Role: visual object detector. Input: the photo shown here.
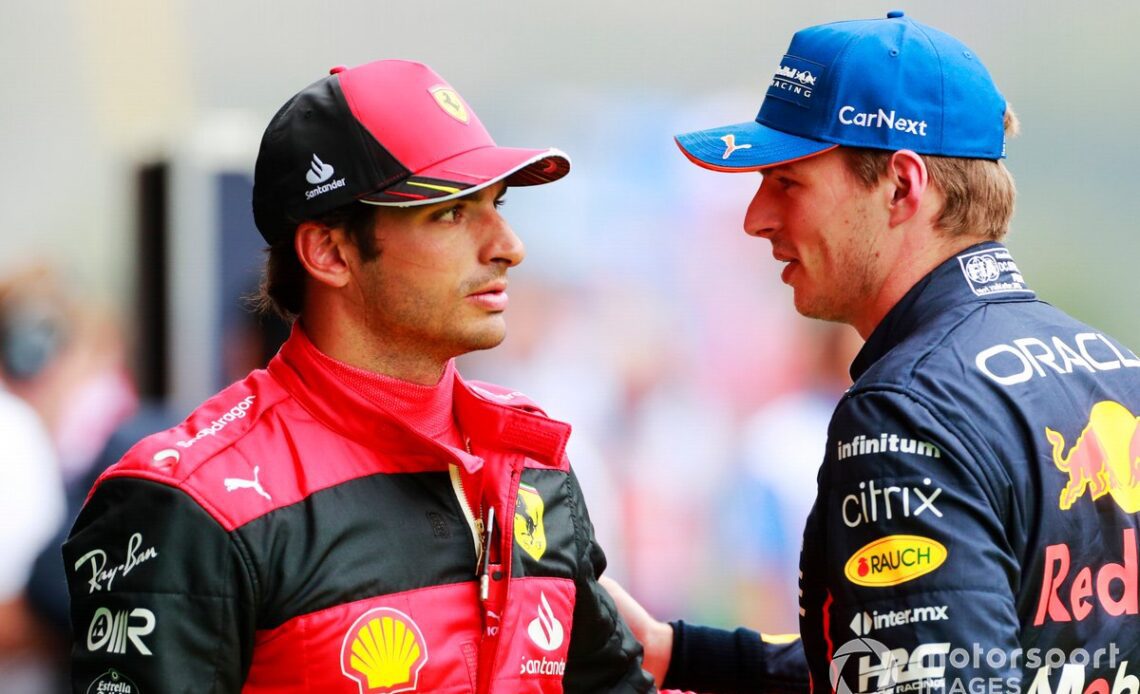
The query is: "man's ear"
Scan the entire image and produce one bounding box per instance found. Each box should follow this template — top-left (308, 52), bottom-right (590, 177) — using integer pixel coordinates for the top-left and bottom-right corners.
top-left (294, 221), bottom-right (352, 289)
top-left (886, 150), bottom-right (930, 228)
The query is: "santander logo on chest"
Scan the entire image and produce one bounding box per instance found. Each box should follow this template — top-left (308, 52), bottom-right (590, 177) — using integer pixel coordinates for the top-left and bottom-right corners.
top-left (519, 589), bottom-right (571, 679)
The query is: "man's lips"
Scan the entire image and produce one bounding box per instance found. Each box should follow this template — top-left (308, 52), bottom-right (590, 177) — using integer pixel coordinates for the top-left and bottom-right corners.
top-left (772, 250), bottom-right (799, 285)
top-left (467, 281), bottom-right (509, 311)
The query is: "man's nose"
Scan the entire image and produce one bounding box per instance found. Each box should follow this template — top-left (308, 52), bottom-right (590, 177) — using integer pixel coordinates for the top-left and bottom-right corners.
top-left (485, 212), bottom-right (526, 267)
top-left (743, 181), bottom-right (777, 238)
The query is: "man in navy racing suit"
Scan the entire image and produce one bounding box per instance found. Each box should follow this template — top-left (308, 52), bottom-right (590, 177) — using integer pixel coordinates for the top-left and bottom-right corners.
top-left (603, 11), bottom-right (1140, 694)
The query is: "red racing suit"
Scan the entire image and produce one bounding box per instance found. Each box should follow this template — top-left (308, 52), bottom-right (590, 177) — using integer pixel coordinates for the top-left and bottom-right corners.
top-left (64, 328), bottom-right (653, 693)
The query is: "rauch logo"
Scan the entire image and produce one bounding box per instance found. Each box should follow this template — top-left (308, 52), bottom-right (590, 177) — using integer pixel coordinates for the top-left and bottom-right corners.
top-left (844, 535), bottom-right (947, 588)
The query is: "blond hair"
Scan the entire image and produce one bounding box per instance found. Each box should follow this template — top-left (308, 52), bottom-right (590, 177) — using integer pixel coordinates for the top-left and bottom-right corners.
top-left (842, 107), bottom-right (1021, 240)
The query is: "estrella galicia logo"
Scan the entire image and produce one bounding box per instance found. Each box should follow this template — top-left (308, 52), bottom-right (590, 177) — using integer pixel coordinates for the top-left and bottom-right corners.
top-left (86, 668), bottom-right (140, 694)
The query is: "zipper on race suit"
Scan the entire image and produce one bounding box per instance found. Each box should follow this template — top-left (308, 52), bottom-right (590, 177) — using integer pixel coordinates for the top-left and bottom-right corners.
top-left (449, 437), bottom-right (491, 581)
top-left (449, 461), bottom-right (485, 569)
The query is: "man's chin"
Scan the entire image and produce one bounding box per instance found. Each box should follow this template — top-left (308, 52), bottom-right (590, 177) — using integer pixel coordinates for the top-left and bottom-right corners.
top-left (794, 294), bottom-right (845, 324)
top-left (458, 321), bottom-right (508, 354)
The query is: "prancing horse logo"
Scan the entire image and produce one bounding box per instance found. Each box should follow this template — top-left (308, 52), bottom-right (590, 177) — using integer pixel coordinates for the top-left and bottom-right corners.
top-left (514, 484), bottom-right (547, 561)
top-left (429, 86), bottom-right (469, 124)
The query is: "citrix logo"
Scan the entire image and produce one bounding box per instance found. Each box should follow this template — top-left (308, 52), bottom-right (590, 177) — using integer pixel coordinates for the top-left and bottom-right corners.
top-left (842, 478), bottom-right (943, 529)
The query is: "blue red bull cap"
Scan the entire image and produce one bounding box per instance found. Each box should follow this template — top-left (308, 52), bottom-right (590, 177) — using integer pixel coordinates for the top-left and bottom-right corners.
top-left (675, 11), bottom-right (1008, 172)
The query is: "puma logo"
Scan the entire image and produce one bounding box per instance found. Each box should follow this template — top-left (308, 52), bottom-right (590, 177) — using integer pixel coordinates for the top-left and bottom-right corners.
top-left (720, 134), bottom-right (753, 160)
top-left (223, 466), bottom-right (271, 501)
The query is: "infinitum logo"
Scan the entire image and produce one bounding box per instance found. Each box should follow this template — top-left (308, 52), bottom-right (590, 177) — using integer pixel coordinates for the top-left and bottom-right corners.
top-left (305, 154), bottom-right (334, 184)
top-left (835, 434), bottom-right (941, 462)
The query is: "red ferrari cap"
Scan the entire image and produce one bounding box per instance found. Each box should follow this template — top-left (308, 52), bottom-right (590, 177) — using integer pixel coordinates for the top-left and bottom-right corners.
top-left (252, 59), bottom-right (570, 244)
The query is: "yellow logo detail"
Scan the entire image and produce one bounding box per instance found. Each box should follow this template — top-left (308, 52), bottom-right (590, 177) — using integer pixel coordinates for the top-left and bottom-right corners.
top-left (1047, 400), bottom-right (1140, 513)
top-left (429, 86), bottom-right (468, 124)
top-left (844, 535), bottom-right (946, 587)
top-left (340, 607), bottom-right (427, 694)
top-left (514, 483), bottom-right (547, 561)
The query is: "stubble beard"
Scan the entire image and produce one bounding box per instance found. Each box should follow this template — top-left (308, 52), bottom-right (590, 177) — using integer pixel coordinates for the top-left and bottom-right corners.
top-left (793, 237), bottom-right (878, 327)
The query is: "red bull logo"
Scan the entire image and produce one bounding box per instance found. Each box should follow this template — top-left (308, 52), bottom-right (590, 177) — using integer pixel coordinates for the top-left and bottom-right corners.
top-left (1046, 401), bottom-right (1140, 513)
top-left (1034, 528), bottom-right (1137, 625)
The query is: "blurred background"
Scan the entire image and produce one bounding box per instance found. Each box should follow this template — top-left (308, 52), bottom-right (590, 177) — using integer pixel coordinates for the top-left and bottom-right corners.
top-left (2, 0), bottom-right (1139, 688)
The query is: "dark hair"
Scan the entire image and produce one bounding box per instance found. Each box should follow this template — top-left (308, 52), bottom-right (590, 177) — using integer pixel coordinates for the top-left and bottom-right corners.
top-left (253, 202), bottom-right (380, 321)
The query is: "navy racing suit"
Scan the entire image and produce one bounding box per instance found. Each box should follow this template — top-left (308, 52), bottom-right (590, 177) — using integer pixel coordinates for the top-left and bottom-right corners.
top-left (664, 242), bottom-right (1140, 694)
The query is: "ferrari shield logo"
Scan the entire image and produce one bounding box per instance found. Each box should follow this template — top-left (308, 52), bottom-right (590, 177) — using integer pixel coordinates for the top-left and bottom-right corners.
top-left (514, 483), bottom-right (547, 561)
top-left (429, 86), bottom-right (469, 124)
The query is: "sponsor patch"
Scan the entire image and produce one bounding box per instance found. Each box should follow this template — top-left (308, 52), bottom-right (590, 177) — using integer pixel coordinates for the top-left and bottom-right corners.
top-left (1027, 661), bottom-right (1139, 694)
top-left (87, 607), bottom-right (155, 656)
top-left (340, 607), bottom-right (428, 694)
top-left (223, 465), bottom-right (272, 501)
top-left (842, 478), bottom-right (943, 529)
top-left (1034, 527), bottom-right (1137, 626)
top-left (849, 605), bottom-right (949, 636)
top-left (976, 332), bottom-right (1140, 387)
top-left (526, 592), bottom-right (565, 652)
top-left (521, 592), bottom-right (568, 678)
top-left (74, 532), bottom-right (159, 594)
top-left (766, 54), bottom-right (824, 109)
top-left (829, 636), bottom-right (949, 694)
top-left (514, 484), bottom-right (547, 561)
top-left (87, 669), bottom-right (141, 694)
top-left (835, 434), bottom-right (941, 462)
top-left (176, 395), bottom-right (256, 449)
top-left (1046, 401), bottom-right (1140, 513)
top-left (844, 535), bottom-right (946, 587)
top-left (429, 86), bottom-right (469, 124)
top-left (837, 106), bottom-right (928, 137)
top-left (956, 247), bottom-right (1033, 297)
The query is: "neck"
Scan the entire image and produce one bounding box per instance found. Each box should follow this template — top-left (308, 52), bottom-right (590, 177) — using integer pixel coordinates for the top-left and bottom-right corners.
top-left (853, 230), bottom-right (991, 339)
top-left (298, 306), bottom-right (453, 386)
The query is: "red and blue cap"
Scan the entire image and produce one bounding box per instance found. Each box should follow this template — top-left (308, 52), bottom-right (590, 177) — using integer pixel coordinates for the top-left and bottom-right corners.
top-left (675, 11), bottom-right (1008, 172)
top-left (253, 59), bottom-right (570, 244)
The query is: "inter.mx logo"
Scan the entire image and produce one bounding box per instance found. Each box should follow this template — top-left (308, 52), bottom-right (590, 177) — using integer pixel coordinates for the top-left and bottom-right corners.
top-left (850, 605), bottom-right (949, 636)
top-left (830, 637), bottom-right (949, 694)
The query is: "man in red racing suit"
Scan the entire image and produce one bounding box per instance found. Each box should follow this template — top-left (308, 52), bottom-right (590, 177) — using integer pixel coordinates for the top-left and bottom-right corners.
top-left (63, 59), bottom-right (653, 693)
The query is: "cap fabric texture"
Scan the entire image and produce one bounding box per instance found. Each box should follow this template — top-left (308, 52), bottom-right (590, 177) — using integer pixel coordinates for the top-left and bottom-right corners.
top-left (675, 11), bottom-right (1007, 172)
top-left (252, 59), bottom-right (570, 243)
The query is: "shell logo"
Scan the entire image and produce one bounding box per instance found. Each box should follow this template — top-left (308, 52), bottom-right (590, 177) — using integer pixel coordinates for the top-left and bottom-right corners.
top-left (843, 535), bottom-right (947, 587)
top-left (340, 607), bottom-right (428, 694)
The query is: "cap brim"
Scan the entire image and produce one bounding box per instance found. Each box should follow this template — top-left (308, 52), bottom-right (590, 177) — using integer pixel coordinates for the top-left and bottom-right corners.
top-left (361, 146), bottom-right (570, 207)
top-left (675, 120), bottom-right (837, 172)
